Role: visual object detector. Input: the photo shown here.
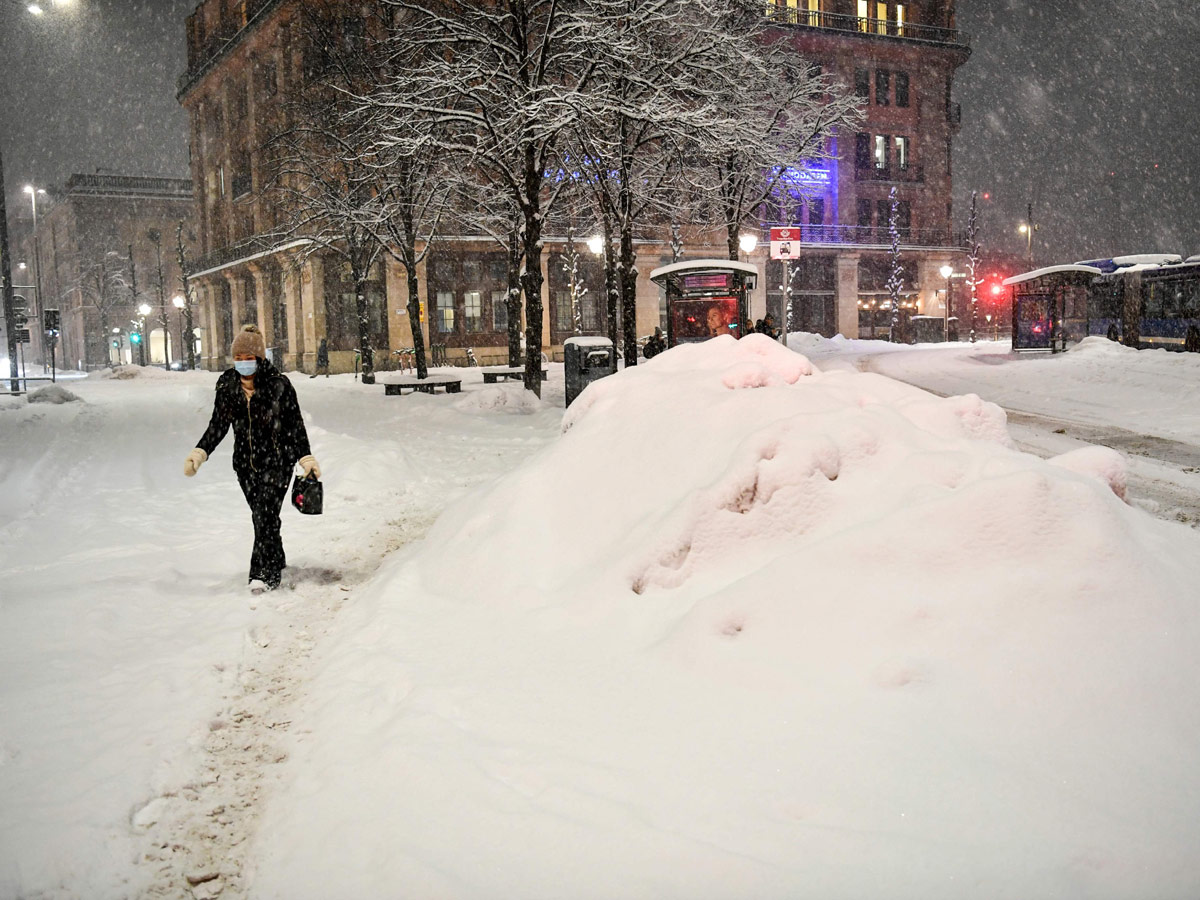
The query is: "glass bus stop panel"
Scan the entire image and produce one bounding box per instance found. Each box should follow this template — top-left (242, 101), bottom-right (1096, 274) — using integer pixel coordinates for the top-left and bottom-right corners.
top-left (671, 297), bottom-right (741, 344)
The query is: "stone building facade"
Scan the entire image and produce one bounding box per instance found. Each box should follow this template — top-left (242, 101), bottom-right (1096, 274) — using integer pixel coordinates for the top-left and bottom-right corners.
top-left (16, 174), bottom-right (198, 370)
top-left (178, 0), bottom-right (969, 373)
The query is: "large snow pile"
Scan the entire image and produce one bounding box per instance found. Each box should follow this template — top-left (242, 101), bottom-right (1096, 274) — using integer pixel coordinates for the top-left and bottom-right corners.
top-left (97, 364), bottom-right (179, 381)
top-left (27, 384), bottom-right (82, 404)
top-left (252, 335), bottom-right (1200, 898)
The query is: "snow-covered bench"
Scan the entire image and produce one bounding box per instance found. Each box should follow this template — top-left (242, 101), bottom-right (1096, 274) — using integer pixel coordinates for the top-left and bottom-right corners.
top-left (481, 366), bottom-right (548, 384)
top-left (382, 377), bottom-right (462, 396)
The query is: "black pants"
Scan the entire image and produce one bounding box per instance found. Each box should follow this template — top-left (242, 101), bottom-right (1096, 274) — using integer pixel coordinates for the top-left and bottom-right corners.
top-left (236, 468), bottom-right (290, 586)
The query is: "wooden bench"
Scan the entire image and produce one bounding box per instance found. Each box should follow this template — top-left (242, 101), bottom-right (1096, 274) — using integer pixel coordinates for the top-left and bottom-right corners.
top-left (481, 366), bottom-right (549, 384)
top-left (382, 377), bottom-right (462, 396)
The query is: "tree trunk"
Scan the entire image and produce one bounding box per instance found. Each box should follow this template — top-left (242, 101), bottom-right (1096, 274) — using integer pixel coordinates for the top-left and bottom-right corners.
top-left (354, 273), bottom-right (375, 385)
top-left (507, 226), bottom-right (523, 368)
top-left (404, 262), bottom-right (428, 379)
top-left (619, 224), bottom-right (638, 365)
top-left (602, 212), bottom-right (618, 350)
top-left (521, 202), bottom-right (544, 397)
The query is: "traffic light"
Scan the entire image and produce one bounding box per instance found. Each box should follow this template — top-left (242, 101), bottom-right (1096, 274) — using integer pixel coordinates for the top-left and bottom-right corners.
top-left (112, 339), bottom-right (120, 349)
top-left (130, 332), bottom-right (142, 345)
top-left (43, 309), bottom-right (60, 332)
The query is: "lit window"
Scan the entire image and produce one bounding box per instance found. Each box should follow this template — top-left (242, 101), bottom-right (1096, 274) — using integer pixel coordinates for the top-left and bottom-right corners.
top-left (874, 135), bottom-right (888, 169)
top-left (554, 291), bottom-right (573, 331)
top-left (894, 136), bottom-right (909, 171)
top-left (896, 3), bottom-right (906, 34)
top-left (491, 290), bottom-right (508, 331)
top-left (464, 291), bottom-right (482, 332)
top-left (806, 0), bottom-right (820, 26)
top-left (875, 2), bottom-right (887, 33)
top-left (857, 0), bottom-right (868, 30)
top-left (436, 291), bottom-right (455, 333)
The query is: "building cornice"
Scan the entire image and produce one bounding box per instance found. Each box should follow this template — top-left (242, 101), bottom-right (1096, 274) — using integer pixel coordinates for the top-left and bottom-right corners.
top-left (177, 0), bottom-right (289, 103)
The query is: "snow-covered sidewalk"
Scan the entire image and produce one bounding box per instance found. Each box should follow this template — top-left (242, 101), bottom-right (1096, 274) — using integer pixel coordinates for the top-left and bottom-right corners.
top-left (3, 341), bottom-right (1200, 899)
top-left (0, 366), bottom-right (562, 898)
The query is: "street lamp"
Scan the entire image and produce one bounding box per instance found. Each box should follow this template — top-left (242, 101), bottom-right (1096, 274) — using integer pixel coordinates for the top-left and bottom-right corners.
top-left (172, 295), bottom-right (187, 368)
top-left (738, 233), bottom-right (759, 257)
top-left (1018, 203), bottom-right (1040, 267)
top-left (24, 185), bottom-right (48, 371)
top-left (586, 235), bottom-right (604, 256)
top-left (939, 264), bottom-right (954, 343)
top-left (137, 302), bottom-right (151, 366)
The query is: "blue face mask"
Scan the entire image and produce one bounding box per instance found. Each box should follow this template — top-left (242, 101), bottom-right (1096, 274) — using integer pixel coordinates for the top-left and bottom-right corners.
top-left (234, 359), bottom-right (258, 377)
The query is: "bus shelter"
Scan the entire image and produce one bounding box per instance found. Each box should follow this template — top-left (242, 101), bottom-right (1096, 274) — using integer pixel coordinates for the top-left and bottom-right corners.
top-left (1004, 265), bottom-right (1102, 352)
top-left (649, 259), bottom-right (759, 348)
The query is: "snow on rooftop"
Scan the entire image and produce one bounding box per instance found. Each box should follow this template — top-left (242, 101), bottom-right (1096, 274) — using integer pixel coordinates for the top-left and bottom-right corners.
top-left (649, 258), bottom-right (760, 281)
top-left (1003, 264), bottom-right (1103, 286)
top-left (1112, 253), bottom-right (1182, 267)
top-left (563, 335), bottom-right (615, 348)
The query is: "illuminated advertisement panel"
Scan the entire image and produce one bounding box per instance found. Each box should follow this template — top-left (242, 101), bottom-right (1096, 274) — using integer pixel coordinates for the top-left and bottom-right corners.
top-left (671, 296), bottom-right (741, 343)
top-left (681, 273), bottom-right (731, 291)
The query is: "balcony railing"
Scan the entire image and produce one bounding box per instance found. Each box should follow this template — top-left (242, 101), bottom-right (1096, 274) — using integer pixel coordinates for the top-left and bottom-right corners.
top-left (764, 5), bottom-right (970, 49)
top-left (761, 224), bottom-right (964, 250)
top-left (179, 0), bottom-right (285, 98)
top-left (854, 164), bottom-right (925, 185)
top-left (66, 174), bottom-right (194, 200)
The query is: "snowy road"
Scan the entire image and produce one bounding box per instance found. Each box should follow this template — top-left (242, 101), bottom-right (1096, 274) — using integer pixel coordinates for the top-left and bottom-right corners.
top-left (815, 337), bottom-right (1200, 529)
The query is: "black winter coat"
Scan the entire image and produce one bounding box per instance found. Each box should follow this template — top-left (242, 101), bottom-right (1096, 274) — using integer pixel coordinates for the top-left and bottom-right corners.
top-left (197, 358), bottom-right (311, 478)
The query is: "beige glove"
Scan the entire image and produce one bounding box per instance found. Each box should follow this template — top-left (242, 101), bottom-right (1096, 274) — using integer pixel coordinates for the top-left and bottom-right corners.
top-left (298, 455), bottom-right (321, 479)
top-left (183, 448), bottom-right (207, 477)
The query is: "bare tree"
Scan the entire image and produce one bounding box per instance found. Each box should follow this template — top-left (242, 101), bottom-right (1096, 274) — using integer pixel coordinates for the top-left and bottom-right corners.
top-left (377, 0), bottom-right (594, 396)
top-left (684, 2), bottom-right (862, 261)
top-left (887, 187), bottom-right (904, 343)
top-left (965, 191), bottom-right (981, 344)
top-left (266, 7), bottom-right (390, 384)
top-left (77, 249), bottom-right (129, 367)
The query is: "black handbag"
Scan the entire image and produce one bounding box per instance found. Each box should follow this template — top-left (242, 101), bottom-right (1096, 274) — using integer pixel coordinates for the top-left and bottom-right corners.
top-left (291, 472), bottom-right (323, 515)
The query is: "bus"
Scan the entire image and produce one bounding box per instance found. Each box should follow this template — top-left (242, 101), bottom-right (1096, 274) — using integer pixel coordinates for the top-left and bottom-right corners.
top-left (1088, 260), bottom-right (1200, 352)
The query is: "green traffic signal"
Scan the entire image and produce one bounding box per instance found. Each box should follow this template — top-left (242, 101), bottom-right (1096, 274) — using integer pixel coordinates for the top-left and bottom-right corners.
top-left (130, 333), bottom-right (142, 344)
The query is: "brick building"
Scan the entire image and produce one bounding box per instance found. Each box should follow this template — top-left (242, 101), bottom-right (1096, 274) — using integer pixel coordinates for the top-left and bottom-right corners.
top-left (761, 1), bottom-right (971, 339)
top-left (178, 0), bottom-right (969, 373)
top-left (16, 174), bottom-right (198, 370)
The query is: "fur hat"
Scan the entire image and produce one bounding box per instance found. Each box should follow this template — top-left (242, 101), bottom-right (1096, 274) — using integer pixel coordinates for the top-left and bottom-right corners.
top-left (231, 324), bottom-right (266, 359)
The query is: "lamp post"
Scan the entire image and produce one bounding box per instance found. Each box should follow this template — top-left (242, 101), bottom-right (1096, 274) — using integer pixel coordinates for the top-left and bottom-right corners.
top-left (1018, 204), bottom-right (1040, 267)
top-left (137, 302), bottom-right (151, 366)
top-left (172, 295), bottom-right (187, 369)
top-left (23, 185), bottom-right (48, 371)
top-left (939, 264), bottom-right (953, 342)
top-left (738, 232), bottom-right (759, 260)
top-left (0, 149), bottom-right (20, 394)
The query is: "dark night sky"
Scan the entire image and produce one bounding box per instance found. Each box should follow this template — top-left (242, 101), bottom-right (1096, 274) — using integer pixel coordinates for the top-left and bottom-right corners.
top-left (1, 0), bottom-right (1198, 263)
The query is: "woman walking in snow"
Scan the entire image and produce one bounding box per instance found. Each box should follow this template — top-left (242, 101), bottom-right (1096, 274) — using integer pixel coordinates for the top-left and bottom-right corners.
top-left (183, 324), bottom-right (321, 592)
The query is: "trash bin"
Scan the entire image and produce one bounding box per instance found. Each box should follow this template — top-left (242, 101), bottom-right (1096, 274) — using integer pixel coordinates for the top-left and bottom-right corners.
top-left (564, 336), bottom-right (616, 407)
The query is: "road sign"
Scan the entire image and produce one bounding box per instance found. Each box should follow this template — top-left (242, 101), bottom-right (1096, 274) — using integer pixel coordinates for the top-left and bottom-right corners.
top-left (15, 328), bottom-right (30, 344)
top-left (770, 227), bottom-right (799, 260)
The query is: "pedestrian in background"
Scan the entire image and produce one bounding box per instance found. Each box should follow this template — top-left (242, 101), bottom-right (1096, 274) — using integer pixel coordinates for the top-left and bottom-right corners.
top-left (643, 327), bottom-right (666, 359)
top-left (183, 324), bottom-right (321, 592)
top-left (311, 338), bottom-right (330, 378)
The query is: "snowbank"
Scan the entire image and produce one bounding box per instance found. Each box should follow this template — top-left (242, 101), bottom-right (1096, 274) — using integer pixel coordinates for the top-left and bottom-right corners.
top-left (95, 364), bottom-right (180, 380)
top-left (253, 335), bottom-right (1200, 898)
top-left (27, 384), bottom-right (82, 404)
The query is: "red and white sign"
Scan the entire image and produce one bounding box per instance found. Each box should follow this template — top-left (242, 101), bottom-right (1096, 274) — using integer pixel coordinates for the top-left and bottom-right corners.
top-left (770, 227), bottom-right (799, 260)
